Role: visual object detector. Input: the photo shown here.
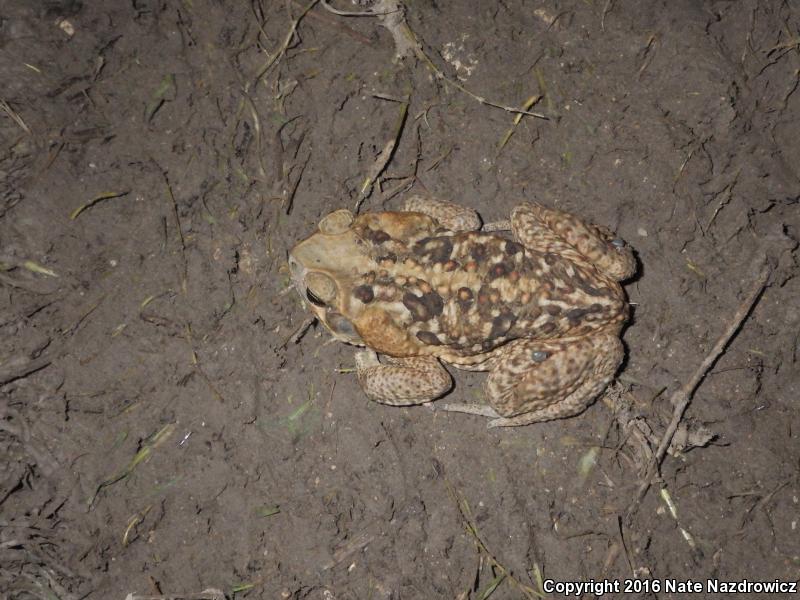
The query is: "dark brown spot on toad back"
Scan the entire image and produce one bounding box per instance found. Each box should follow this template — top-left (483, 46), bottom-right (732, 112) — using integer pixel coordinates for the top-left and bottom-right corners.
top-left (402, 290), bottom-right (444, 321)
top-left (540, 321), bottom-right (557, 334)
top-left (576, 280), bottom-right (604, 297)
top-left (559, 283), bottom-right (576, 295)
top-left (545, 305), bottom-right (561, 316)
top-left (476, 284), bottom-right (494, 306)
top-left (444, 259), bottom-right (459, 271)
top-left (488, 309), bottom-right (517, 340)
top-left (456, 287), bottom-right (474, 310)
top-left (353, 285), bottom-right (374, 303)
top-left (544, 253), bottom-right (558, 266)
top-left (489, 262), bottom-right (509, 279)
top-left (416, 330), bottom-right (442, 345)
top-left (377, 253), bottom-right (397, 264)
top-left (566, 308), bottom-right (586, 323)
top-left (364, 228), bottom-right (391, 244)
top-left (469, 243), bottom-right (488, 262)
top-left (505, 240), bottom-right (524, 255)
top-left (566, 306), bottom-right (603, 324)
top-left (414, 236), bottom-right (453, 263)
top-left (457, 287), bottom-right (473, 301)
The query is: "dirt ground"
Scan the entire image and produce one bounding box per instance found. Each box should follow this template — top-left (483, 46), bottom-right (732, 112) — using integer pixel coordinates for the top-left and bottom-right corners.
top-left (1, 0), bottom-right (799, 598)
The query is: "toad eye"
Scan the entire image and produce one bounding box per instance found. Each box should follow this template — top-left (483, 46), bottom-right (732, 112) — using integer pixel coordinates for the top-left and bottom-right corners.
top-left (306, 288), bottom-right (327, 307)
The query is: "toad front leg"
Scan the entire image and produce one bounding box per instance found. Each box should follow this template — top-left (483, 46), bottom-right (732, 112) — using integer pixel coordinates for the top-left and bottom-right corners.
top-left (402, 195), bottom-right (482, 232)
top-left (355, 350), bottom-right (453, 406)
top-left (442, 333), bottom-right (624, 427)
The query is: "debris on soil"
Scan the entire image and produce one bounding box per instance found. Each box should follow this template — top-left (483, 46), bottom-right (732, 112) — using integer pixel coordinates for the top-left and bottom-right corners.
top-left (1, 0), bottom-right (798, 598)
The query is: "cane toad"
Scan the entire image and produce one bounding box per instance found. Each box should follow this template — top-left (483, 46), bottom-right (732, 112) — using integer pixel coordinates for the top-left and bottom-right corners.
top-left (288, 195), bottom-right (636, 427)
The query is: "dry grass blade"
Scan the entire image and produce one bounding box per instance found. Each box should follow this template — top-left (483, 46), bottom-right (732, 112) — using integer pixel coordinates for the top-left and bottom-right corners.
top-left (477, 573), bottom-right (506, 599)
top-left (444, 479), bottom-right (545, 599)
top-left (69, 190), bottom-right (130, 220)
top-left (124, 589), bottom-right (226, 600)
top-left (144, 74), bottom-right (177, 122)
top-left (88, 423), bottom-right (176, 508)
top-left (122, 505), bottom-right (153, 546)
top-left (0, 254), bottom-right (59, 277)
top-left (0, 99), bottom-right (31, 133)
top-left (498, 94), bottom-right (542, 151)
top-left (320, 0), bottom-right (396, 16)
top-left (160, 169), bottom-right (188, 294)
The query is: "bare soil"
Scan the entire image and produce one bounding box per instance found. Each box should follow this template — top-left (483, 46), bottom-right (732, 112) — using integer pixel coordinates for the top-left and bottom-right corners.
top-left (1, 1), bottom-right (798, 599)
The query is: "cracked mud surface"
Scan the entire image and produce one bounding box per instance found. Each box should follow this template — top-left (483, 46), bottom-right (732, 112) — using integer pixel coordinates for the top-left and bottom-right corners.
top-left (1, 1), bottom-right (798, 598)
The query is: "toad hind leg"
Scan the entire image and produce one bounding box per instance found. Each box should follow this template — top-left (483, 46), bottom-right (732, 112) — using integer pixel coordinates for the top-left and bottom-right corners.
top-left (443, 334), bottom-right (624, 427)
top-left (355, 350), bottom-right (453, 406)
top-left (511, 203), bottom-right (636, 281)
top-left (488, 334), bottom-right (623, 427)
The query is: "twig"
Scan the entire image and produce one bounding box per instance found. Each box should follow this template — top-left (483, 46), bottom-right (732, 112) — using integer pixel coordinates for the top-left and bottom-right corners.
top-left (354, 97), bottom-right (409, 213)
top-left (292, 0), bottom-right (374, 45)
top-left (498, 94), bottom-right (543, 152)
top-left (327, 0), bottom-right (548, 119)
top-left (417, 45), bottom-right (548, 119)
top-left (625, 256), bottom-right (771, 521)
top-left (253, 0), bottom-right (320, 84)
top-left (282, 316), bottom-right (316, 347)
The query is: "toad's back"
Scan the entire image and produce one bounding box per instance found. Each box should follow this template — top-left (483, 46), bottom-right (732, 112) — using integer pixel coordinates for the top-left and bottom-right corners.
top-left (348, 213), bottom-right (628, 358)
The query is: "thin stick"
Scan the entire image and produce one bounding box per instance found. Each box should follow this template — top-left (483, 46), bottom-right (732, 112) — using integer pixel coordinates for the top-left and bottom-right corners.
top-left (328, 0), bottom-right (548, 119)
top-left (354, 97), bottom-right (409, 213)
top-left (282, 316), bottom-right (316, 347)
top-left (625, 256), bottom-right (771, 521)
top-left (293, 0), bottom-right (374, 45)
top-left (253, 0), bottom-right (320, 84)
